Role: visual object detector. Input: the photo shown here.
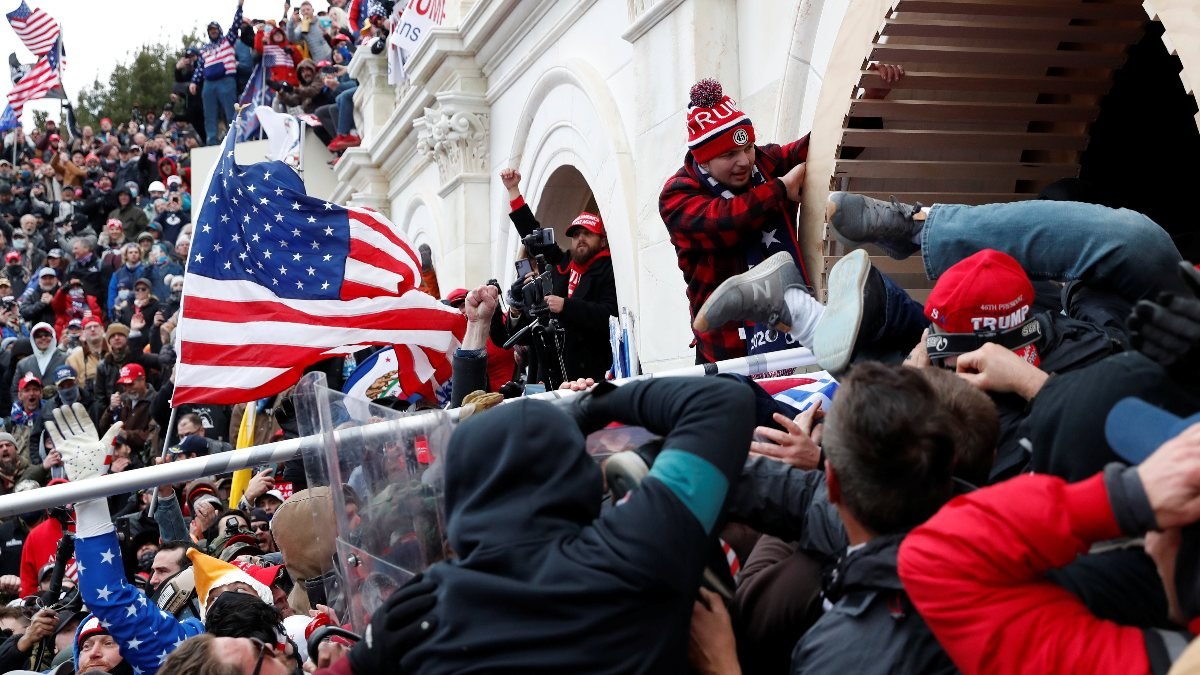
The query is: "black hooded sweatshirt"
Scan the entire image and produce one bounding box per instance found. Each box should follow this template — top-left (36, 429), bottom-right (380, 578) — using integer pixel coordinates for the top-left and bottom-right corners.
top-left (404, 377), bottom-right (755, 674)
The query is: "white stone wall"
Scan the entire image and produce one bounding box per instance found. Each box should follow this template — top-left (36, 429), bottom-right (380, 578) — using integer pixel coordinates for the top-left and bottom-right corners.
top-left (333, 0), bottom-right (849, 371)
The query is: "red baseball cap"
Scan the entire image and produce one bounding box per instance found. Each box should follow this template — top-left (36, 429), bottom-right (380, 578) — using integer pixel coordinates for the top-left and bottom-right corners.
top-left (565, 212), bottom-right (604, 237)
top-left (117, 363), bottom-right (145, 384)
top-left (924, 249), bottom-right (1040, 365)
top-left (18, 372), bottom-right (41, 390)
top-left (445, 288), bottom-right (468, 305)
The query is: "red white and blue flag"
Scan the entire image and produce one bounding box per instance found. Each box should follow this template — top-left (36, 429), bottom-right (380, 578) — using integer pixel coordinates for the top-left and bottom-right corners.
top-left (173, 129), bottom-right (465, 405)
top-left (5, 1), bottom-right (58, 57)
top-left (6, 36), bottom-right (60, 117)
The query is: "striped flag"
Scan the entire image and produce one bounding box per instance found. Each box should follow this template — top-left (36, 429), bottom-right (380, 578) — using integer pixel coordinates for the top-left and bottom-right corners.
top-left (5, 1), bottom-right (59, 57)
top-left (172, 125), bottom-right (465, 405)
top-left (6, 38), bottom-right (59, 117)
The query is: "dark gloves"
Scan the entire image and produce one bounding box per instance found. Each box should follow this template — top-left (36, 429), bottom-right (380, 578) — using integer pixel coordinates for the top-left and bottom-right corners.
top-left (348, 574), bottom-right (438, 674)
top-left (562, 381), bottom-right (617, 436)
top-left (1129, 262), bottom-right (1200, 372)
top-left (507, 277), bottom-right (526, 309)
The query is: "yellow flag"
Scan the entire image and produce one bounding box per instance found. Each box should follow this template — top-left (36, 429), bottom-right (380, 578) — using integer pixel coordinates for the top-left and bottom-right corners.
top-left (227, 404), bottom-right (258, 508)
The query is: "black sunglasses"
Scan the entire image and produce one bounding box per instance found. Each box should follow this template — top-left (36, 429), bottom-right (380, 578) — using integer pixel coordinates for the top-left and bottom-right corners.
top-left (250, 637), bottom-right (275, 675)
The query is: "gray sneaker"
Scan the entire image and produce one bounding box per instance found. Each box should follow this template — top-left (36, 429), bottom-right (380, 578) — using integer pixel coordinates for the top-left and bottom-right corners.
top-left (827, 192), bottom-right (923, 259)
top-left (813, 249), bottom-right (874, 373)
top-left (693, 252), bottom-right (805, 333)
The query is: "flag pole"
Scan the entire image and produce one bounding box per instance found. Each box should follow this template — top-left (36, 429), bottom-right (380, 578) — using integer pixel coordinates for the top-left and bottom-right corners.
top-left (150, 107), bottom-right (248, 513)
top-left (0, 346), bottom-right (819, 517)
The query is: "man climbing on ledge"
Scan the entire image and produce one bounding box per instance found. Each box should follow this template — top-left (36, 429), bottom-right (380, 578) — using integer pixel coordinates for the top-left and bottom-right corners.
top-left (659, 65), bottom-right (904, 364)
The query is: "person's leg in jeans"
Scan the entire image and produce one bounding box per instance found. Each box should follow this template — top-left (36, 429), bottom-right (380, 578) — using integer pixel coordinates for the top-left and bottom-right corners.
top-left (216, 77), bottom-right (237, 143)
top-left (922, 200), bottom-right (1186, 300)
top-left (336, 84), bottom-right (358, 136)
top-left (814, 249), bottom-right (927, 372)
top-left (828, 193), bottom-right (1187, 301)
top-left (201, 79), bottom-right (221, 145)
top-left (314, 104), bottom-right (337, 145)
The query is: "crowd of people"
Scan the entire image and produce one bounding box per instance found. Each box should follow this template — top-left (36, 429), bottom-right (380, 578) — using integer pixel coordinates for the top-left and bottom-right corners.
top-left (175, 0), bottom-right (389, 157)
top-left (0, 15), bottom-right (1196, 674)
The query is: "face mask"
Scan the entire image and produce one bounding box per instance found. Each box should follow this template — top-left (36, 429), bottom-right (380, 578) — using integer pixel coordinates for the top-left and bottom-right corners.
top-left (118, 289), bottom-right (131, 301)
top-left (169, 291), bottom-right (182, 303)
top-left (19, 170), bottom-right (30, 180)
top-left (59, 385), bottom-right (79, 405)
top-left (128, 187), bottom-right (138, 197)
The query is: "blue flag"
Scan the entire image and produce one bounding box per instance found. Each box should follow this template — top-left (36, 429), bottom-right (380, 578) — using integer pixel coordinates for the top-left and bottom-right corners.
top-left (236, 61), bottom-right (273, 142)
top-left (0, 105), bottom-right (18, 132)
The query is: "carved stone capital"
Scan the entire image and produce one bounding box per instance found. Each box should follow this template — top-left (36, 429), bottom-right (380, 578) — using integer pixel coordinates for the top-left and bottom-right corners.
top-left (413, 104), bottom-right (490, 184)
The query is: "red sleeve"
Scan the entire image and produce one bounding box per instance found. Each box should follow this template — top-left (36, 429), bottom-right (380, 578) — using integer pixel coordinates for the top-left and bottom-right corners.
top-left (50, 287), bottom-right (67, 315)
top-left (760, 135), bottom-right (810, 177)
top-left (658, 171), bottom-right (790, 253)
top-left (254, 30), bottom-right (265, 53)
top-left (898, 473), bottom-right (1151, 675)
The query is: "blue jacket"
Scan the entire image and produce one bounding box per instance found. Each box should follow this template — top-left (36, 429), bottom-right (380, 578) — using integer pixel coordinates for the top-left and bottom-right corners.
top-left (76, 530), bottom-right (203, 674)
top-left (108, 263), bottom-right (145, 315)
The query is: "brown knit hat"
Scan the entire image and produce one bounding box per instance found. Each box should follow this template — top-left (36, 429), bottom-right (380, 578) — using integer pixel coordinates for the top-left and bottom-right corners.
top-left (106, 322), bottom-right (130, 338)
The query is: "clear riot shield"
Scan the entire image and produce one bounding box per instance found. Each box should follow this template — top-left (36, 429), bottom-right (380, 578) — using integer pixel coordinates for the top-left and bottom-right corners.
top-left (292, 371), bottom-right (664, 633)
top-left (295, 371), bottom-right (454, 633)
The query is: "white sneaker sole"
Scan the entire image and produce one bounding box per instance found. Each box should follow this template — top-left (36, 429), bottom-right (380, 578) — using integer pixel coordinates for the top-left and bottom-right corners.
top-left (693, 251), bottom-right (797, 333)
top-left (813, 249), bottom-right (871, 373)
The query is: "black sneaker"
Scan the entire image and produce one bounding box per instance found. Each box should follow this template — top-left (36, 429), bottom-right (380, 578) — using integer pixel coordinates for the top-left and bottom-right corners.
top-left (827, 192), bottom-right (923, 259)
top-left (693, 252), bottom-right (806, 333)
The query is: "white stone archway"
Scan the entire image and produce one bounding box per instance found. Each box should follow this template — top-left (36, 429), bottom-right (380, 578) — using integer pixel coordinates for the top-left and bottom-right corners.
top-left (500, 60), bottom-right (640, 317)
top-left (395, 193), bottom-right (447, 290)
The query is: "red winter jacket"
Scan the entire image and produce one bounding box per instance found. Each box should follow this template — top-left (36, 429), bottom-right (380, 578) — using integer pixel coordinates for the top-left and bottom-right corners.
top-left (658, 137), bottom-right (810, 362)
top-left (19, 517), bottom-right (75, 598)
top-left (899, 473), bottom-right (1175, 675)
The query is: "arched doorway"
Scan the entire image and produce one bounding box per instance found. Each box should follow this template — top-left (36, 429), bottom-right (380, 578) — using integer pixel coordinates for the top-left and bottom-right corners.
top-left (803, 0), bottom-right (1200, 299)
top-left (532, 164), bottom-right (601, 244)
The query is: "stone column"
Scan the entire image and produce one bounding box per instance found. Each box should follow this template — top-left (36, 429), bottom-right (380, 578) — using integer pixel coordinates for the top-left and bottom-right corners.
top-left (413, 97), bottom-right (492, 286)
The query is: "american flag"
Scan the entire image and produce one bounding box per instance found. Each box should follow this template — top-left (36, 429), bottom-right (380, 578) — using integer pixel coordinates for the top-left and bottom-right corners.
top-left (5, 1), bottom-right (59, 57)
top-left (6, 37), bottom-right (59, 117)
top-left (172, 129), bottom-right (465, 405)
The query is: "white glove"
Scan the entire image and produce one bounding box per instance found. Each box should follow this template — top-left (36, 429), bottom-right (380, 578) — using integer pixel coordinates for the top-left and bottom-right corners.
top-left (46, 402), bottom-right (122, 482)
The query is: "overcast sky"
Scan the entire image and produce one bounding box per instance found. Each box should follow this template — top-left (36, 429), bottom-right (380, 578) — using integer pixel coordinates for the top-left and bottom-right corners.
top-left (0, 0), bottom-right (333, 127)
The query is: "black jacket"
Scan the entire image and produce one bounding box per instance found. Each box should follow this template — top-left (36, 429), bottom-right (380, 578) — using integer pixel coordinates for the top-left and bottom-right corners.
top-left (726, 458), bottom-right (956, 675)
top-left (791, 535), bottom-right (957, 675)
top-left (506, 204), bottom-right (618, 382)
top-left (404, 377), bottom-right (754, 674)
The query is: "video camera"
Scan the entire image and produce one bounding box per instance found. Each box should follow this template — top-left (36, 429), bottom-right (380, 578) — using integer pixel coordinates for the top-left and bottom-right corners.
top-left (522, 226), bottom-right (555, 250)
top-left (520, 254), bottom-right (554, 318)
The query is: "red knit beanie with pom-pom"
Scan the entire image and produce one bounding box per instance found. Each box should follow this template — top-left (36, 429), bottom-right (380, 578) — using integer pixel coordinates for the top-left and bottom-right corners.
top-left (685, 78), bottom-right (755, 164)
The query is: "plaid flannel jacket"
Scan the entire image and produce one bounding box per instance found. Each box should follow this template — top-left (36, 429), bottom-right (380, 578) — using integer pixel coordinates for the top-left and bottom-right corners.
top-left (658, 137), bottom-right (811, 362)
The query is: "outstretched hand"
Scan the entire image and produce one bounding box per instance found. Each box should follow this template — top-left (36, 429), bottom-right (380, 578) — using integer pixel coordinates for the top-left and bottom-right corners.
top-left (862, 62), bottom-right (906, 100)
top-left (750, 403), bottom-right (823, 470)
top-left (955, 342), bottom-right (1047, 400)
top-left (46, 402), bottom-right (121, 482)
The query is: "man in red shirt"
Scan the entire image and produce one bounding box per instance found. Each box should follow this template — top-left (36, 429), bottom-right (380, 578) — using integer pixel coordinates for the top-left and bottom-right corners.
top-left (899, 397), bottom-right (1200, 674)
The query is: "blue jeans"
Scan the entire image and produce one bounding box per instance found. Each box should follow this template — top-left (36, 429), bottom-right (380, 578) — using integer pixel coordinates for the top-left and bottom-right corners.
top-left (921, 200), bottom-right (1186, 301)
top-left (336, 84), bottom-right (358, 135)
top-left (858, 271), bottom-right (929, 362)
top-left (201, 76), bottom-right (237, 145)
